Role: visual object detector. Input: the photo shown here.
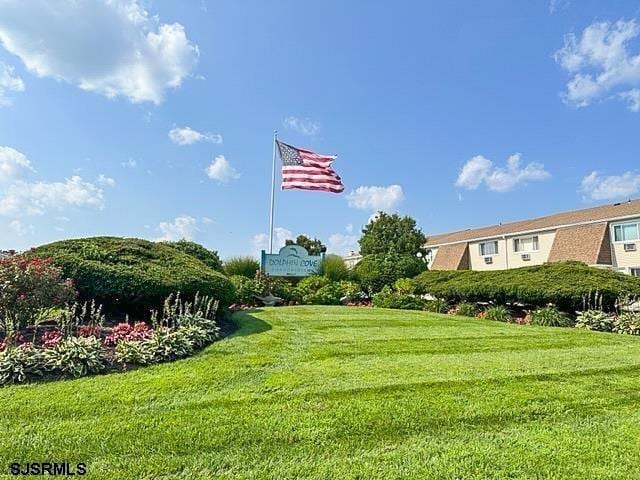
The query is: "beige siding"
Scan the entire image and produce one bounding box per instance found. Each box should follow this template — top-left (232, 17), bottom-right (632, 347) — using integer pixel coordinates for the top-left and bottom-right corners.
top-left (610, 218), bottom-right (640, 270)
top-left (468, 239), bottom-right (507, 271)
top-left (465, 231), bottom-right (556, 271)
top-left (507, 230), bottom-right (555, 268)
top-left (425, 217), bottom-right (640, 274)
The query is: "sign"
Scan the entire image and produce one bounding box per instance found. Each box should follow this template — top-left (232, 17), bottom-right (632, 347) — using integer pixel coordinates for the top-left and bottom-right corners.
top-left (261, 245), bottom-right (323, 277)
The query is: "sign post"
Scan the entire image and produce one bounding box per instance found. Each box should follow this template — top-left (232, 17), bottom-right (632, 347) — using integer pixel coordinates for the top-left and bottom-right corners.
top-left (261, 245), bottom-right (324, 277)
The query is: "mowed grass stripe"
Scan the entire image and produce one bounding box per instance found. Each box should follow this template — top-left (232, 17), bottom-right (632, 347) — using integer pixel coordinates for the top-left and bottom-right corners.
top-left (2, 306), bottom-right (640, 479)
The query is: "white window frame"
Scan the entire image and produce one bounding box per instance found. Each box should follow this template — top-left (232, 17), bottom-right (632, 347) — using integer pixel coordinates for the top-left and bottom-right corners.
top-left (612, 222), bottom-right (640, 243)
top-left (513, 235), bottom-right (539, 253)
top-left (631, 267), bottom-right (640, 278)
top-left (479, 240), bottom-right (499, 257)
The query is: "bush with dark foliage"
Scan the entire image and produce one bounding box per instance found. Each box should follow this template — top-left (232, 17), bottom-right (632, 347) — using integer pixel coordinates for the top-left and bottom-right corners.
top-left (162, 240), bottom-right (223, 272)
top-left (27, 237), bottom-right (235, 313)
top-left (413, 262), bottom-right (640, 313)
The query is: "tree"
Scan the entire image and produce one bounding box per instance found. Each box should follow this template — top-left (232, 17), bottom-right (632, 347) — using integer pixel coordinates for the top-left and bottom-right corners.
top-left (354, 253), bottom-right (427, 294)
top-left (285, 235), bottom-right (325, 256)
top-left (359, 212), bottom-right (426, 257)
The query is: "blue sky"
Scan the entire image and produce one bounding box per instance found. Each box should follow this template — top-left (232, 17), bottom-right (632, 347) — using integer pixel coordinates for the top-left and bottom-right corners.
top-left (2, 0), bottom-right (640, 258)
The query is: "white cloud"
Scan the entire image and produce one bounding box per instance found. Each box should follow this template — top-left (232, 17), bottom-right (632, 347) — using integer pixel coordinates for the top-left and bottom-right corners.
top-left (0, 146), bottom-right (33, 183)
top-left (346, 185), bottom-right (404, 211)
top-left (555, 19), bottom-right (640, 110)
top-left (97, 174), bottom-right (116, 187)
top-left (168, 126), bottom-right (222, 145)
top-left (328, 233), bottom-right (358, 255)
top-left (0, 176), bottom-right (105, 217)
top-left (619, 88), bottom-right (640, 111)
top-left (284, 116), bottom-right (320, 136)
top-left (580, 170), bottom-right (640, 200)
top-left (252, 227), bottom-right (292, 253)
top-left (156, 214), bottom-right (197, 241)
top-left (206, 155), bottom-right (241, 183)
top-left (455, 153), bottom-right (550, 192)
top-left (455, 155), bottom-right (493, 190)
top-left (202, 216), bottom-right (214, 224)
top-left (9, 219), bottom-right (34, 236)
top-left (0, 62), bottom-right (24, 106)
top-left (0, 0), bottom-right (199, 104)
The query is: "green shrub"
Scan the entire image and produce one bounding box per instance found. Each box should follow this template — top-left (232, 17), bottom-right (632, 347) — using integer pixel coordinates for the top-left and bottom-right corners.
top-left (254, 273), bottom-right (295, 302)
top-left (162, 240), bottom-right (223, 272)
top-left (575, 310), bottom-right (614, 332)
top-left (454, 302), bottom-right (479, 317)
top-left (224, 256), bottom-right (260, 278)
top-left (230, 275), bottom-right (261, 305)
top-left (394, 278), bottom-right (416, 295)
top-left (114, 339), bottom-right (155, 365)
top-left (339, 280), bottom-right (362, 300)
top-left (484, 305), bottom-right (512, 323)
top-left (372, 286), bottom-right (427, 310)
top-left (27, 237), bottom-right (235, 313)
top-left (42, 336), bottom-right (105, 377)
top-left (176, 313), bottom-right (219, 341)
top-left (529, 306), bottom-right (573, 327)
top-left (414, 262), bottom-right (640, 313)
top-left (0, 346), bottom-right (45, 384)
top-left (293, 278), bottom-right (361, 305)
top-left (178, 325), bottom-right (211, 349)
top-left (354, 253), bottom-right (427, 294)
top-left (294, 276), bottom-right (330, 302)
top-left (425, 299), bottom-right (449, 313)
top-left (320, 254), bottom-right (350, 282)
top-left (303, 282), bottom-right (343, 305)
top-left (146, 328), bottom-right (195, 362)
top-left (613, 312), bottom-right (640, 335)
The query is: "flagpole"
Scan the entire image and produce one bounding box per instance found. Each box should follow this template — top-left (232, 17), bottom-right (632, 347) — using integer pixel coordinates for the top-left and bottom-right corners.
top-left (268, 130), bottom-right (278, 254)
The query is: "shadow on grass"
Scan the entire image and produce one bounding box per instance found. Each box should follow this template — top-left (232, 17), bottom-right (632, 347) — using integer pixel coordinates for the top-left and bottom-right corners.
top-left (227, 309), bottom-right (272, 339)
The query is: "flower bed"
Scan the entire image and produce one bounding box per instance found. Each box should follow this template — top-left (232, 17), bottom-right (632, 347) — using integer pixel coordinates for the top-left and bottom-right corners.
top-left (0, 293), bottom-right (221, 386)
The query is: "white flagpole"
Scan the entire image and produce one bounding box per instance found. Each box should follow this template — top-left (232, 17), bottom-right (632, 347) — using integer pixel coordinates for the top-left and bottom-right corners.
top-left (268, 130), bottom-right (278, 254)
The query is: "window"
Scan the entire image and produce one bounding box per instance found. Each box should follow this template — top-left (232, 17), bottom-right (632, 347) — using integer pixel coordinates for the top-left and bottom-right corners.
top-left (631, 268), bottom-right (640, 278)
top-left (513, 235), bottom-right (539, 253)
top-left (479, 241), bottom-right (498, 256)
top-left (613, 222), bottom-right (639, 242)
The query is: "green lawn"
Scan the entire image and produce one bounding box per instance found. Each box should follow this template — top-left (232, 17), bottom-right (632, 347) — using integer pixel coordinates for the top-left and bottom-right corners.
top-left (3, 306), bottom-right (640, 479)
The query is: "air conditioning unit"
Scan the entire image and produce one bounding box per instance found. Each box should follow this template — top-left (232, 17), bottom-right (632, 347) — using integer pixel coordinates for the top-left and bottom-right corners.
top-left (484, 256), bottom-right (493, 264)
top-left (624, 243), bottom-right (637, 252)
top-left (521, 253), bottom-right (531, 261)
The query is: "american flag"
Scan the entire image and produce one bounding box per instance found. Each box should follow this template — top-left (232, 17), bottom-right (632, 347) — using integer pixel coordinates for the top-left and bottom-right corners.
top-left (277, 140), bottom-right (344, 193)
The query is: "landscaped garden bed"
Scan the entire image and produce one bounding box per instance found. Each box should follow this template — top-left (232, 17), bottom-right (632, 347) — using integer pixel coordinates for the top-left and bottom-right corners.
top-left (0, 241), bottom-right (230, 385)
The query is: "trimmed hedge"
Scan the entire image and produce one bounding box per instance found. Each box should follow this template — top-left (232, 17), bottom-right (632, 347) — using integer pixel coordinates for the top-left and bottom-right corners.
top-left (161, 240), bottom-right (223, 272)
top-left (27, 237), bottom-right (235, 312)
top-left (414, 262), bottom-right (640, 312)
